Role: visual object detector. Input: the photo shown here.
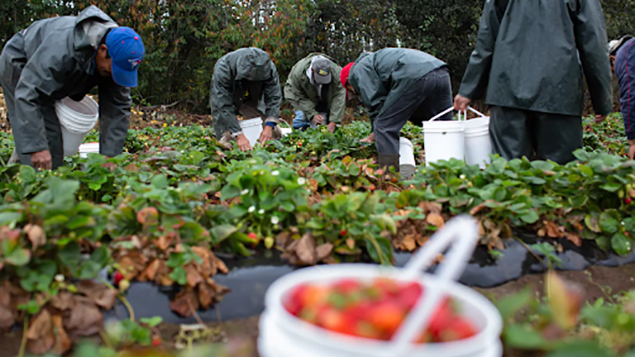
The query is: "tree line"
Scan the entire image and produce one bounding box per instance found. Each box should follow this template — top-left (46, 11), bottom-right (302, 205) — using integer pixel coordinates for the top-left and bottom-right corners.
top-left (1, 0), bottom-right (634, 113)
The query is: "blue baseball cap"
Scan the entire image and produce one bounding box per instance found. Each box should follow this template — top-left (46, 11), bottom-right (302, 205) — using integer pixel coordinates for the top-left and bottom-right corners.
top-left (105, 27), bottom-right (145, 87)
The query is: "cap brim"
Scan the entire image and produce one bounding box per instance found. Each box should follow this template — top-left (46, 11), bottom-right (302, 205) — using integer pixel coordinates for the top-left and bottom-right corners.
top-left (315, 74), bottom-right (332, 85)
top-left (111, 61), bottom-right (138, 88)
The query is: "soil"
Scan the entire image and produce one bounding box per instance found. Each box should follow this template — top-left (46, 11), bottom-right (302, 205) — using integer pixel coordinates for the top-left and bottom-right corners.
top-left (0, 264), bottom-right (633, 357)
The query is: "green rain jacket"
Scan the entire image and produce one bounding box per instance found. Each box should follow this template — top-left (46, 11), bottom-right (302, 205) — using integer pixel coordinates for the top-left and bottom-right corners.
top-left (348, 48), bottom-right (446, 127)
top-left (284, 53), bottom-right (346, 123)
top-left (458, 0), bottom-right (613, 116)
top-left (210, 47), bottom-right (282, 139)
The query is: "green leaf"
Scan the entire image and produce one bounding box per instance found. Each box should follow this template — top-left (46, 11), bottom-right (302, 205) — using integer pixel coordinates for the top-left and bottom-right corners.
top-left (531, 161), bottom-right (554, 172)
top-left (19, 165), bottom-right (36, 183)
top-left (624, 217), bottom-right (635, 233)
top-left (496, 288), bottom-right (532, 320)
top-left (5, 248), bottom-right (30, 266)
top-left (520, 210), bottom-right (539, 224)
top-left (67, 216), bottom-right (92, 229)
top-left (59, 242), bottom-right (81, 268)
top-left (365, 236), bottom-right (392, 265)
top-left (596, 235), bottom-right (611, 252)
top-left (585, 214), bottom-right (601, 233)
top-left (599, 213), bottom-right (620, 234)
top-left (139, 316), bottom-right (163, 327)
top-left (568, 195), bottom-right (588, 209)
top-left (210, 225), bottom-right (239, 244)
top-left (545, 341), bottom-right (617, 357)
top-left (170, 267), bottom-right (187, 286)
top-left (503, 324), bottom-right (547, 349)
top-left (599, 182), bottom-right (622, 193)
top-left (90, 246), bottom-right (110, 266)
top-left (78, 261), bottom-right (103, 279)
top-left (578, 165), bottom-right (593, 177)
top-left (348, 162), bottom-right (361, 176)
top-left (18, 300), bottom-right (41, 314)
top-left (151, 174), bottom-right (168, 189)
top-left (611, 233), bottom-right (632, 256)
top-left (0, 212), bottom-right (22, 226)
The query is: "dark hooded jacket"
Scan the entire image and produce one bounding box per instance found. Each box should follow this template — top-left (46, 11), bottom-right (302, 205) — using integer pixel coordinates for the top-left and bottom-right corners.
top-left (0, 5), bottom-right (131, 158)
top-left (458, 0), bottom-right (613, 117)
top-left (210, 47), bottom-right (282, 138)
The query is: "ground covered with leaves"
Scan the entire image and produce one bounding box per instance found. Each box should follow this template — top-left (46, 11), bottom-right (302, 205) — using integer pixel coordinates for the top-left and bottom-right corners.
top-left (0, 101), bottom-right (634, 356)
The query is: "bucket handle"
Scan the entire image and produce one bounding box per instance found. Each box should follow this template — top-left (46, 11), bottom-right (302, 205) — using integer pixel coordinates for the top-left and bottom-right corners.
top-left (390, 215), bottom-right (480, 350)
top-left (278, 119), bottom-right (292, 129)
top-left (429, 106), bottom-right (487, 122)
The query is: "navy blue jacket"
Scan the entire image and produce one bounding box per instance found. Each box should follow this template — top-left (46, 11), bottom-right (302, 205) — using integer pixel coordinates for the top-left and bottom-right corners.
top-left (615, 38), bottom-right (635, 140)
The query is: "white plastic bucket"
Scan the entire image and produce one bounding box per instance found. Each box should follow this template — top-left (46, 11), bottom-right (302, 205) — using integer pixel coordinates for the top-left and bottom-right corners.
top-left (463, 115), bottom-right (491, 169)
top-left (399, 137), bottom-right (416, 167)
top-left (239, 117), bottom-right (263, 147)
top-left (422, 120), bottom-right (465, 167)
top-left (279, 119), bottom-right (293, 137)
top-left (56, 96), bottom-right (99, 156)
top-left (258, 216), bottom-right (503, 357)
top-left (78, 142), bottom-right (100, 158)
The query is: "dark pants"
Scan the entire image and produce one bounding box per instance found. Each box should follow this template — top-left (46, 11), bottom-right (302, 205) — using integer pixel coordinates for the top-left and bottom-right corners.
top-left (374, 67), bottom-right (453, 156)
top-left (489, 106), bottom-right (582, 165)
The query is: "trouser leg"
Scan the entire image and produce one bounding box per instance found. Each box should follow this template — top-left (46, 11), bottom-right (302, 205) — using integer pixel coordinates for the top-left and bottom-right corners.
top-left (489, 106), bottom-right (534, 161)
top-left (534, 112), bottom-right (582, 165)
top-left (292, 111), bottom-right (310, 131)
top-left (411, 68), bottom-right (453, 125)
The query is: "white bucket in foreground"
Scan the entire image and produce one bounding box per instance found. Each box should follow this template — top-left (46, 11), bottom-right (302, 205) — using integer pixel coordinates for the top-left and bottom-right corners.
top-left (79, 142), bottom-right (100, 158)
top-left (279, 119), bottom-right (293, 137)
top-left (399, 137), bottom-right (416, 178)
top-left (56, 96), bottom-right (99, 156)
top-left (463, 116), bottom-right (492, 169)
top-left (239, 117), bottom-right (263, 147)
top-left (423, 120), bottom-right (464, 166)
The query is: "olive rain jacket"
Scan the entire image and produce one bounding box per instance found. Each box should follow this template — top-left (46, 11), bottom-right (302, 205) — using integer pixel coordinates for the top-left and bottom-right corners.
top-left (0, 5), bottom-right (131, 162)
top-left (458, 0), bottom-right (613, 117)
top-left (284, 53), bottom-right (346, 124)
top-left (210, 47), bottom-right (282, 139)
top-left (348, 48), bottom-right (446, 128)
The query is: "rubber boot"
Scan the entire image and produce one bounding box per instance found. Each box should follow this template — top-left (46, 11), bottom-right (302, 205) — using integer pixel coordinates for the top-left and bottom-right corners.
top-left (378, 154), bottom-right (400, 173)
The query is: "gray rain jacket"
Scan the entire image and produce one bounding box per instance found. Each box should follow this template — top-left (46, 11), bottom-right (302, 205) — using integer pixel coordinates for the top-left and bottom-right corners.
top-left (0, 5), bottom-right (131, 167)
top-left (210, 47), bottom-right (282, 139)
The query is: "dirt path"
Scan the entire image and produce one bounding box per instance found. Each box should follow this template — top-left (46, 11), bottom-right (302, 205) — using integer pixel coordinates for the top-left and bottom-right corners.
top-left (1, 265), bottom-right (633, 357)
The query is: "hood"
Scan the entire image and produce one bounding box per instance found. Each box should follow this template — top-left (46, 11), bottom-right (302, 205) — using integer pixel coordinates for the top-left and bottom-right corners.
top-left (233, 47), bottom-right (273, 81)
top-left (74, 6), bottom-right (119, 52)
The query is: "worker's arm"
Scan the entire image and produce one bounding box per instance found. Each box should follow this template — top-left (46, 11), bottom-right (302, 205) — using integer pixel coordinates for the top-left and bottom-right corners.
top-left (328, 79), bottom-right (346, 124)
top-left (572, 0), bottom-right (613, 116)
top-left (13, 33), bottom-right (73, 155)
top-left (458, 0), bottom-right (507, 100)
top-left (210, 58), bottom-right (241, 139)
top-left (284, 76), bottom-right (318, 121)
top-left (98, 80), bottom-right (131, 157)
top-left (263, 62), bottom-right (282, 125)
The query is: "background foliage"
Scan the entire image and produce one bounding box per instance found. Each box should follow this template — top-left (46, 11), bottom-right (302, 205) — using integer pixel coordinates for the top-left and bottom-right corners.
top-left (1, 0), bottom-right (633, 113)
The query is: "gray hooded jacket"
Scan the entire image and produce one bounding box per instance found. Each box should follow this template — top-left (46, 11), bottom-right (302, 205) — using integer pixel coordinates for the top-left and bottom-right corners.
top-left (210, 47), bottom-right (282, 139)
top-left (0, 5), bottom-right (131, 164)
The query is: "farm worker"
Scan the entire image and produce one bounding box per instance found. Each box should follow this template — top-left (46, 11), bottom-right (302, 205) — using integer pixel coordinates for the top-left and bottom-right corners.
top-left (454, 0), bottom-right (613, 165)
top-left (608, 35), bottom-right (635, 160)
top-left (0, 5), bottom-right (145, 171)
top-left (340, 48), bottom-right (453, 173)
top-left (210, 47), bottom-right (283, 151)
top-left (284, 53), bottom-right (345, 133)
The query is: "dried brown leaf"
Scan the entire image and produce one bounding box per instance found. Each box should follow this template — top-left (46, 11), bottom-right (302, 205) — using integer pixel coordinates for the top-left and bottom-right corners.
top-left (426, 213), bottom-right (445, 228)
top-left (24, 224), bottom-right (46, 251)
top-left (27, 310), bottom-right (54, 355)
top-left (346, 239), bottom-right (355, 249)
top-left (50, 292), bottom-right (74, 311)
top-left (64, 301), bottom-right (103, 337)
top-left (76, 281), bottom-right (117, 310)
top-left (51, 315), bottom-right (71, 355)
top-left (185, 265), bottom-right (203, 288)
top-left (170, 289), bottom-right (199, 317)
top-left (316, 243), bottom-right (334, 261)
top-left (545, 221), bottom-right (563, 238)
top-left (418, 202), bottom-right (442, 215)
top-left (295, 233), bottom-right (317, 265)
top-left (400, 234), bottom-right (417, 251)
top-left (0, 305), bottom-right (14, 329)
top-left (142, 259), bottom-right (161, 282)
top-left (565, 233), bottom-right (582, 247)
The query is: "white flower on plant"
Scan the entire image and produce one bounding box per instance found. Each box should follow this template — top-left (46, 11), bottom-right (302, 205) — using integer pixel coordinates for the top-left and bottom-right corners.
top-left (54, 274), bottom-right (64, 283)
top-left (271, 216), bottom-right (280, 225)
top-left (241, 189), bottom-right (249, 195)
top-left (460, 174), bottom-right (466, 180)
top-left (258, 209), bottom-right (265, 215)
top-left (272, 170), bottom-right (280, 176)
top-left (297, 177), bottom-right (306, 185)
top-left (248, 206), bottom-right (256, 213)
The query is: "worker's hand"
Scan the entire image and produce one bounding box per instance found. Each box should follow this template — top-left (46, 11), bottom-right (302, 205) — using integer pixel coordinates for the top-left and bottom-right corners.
top-left (629, 140), bottom-right (635, 160)
top-left (327, 122), bottom-right (337, 133)
top-left (259, 125), bottom-right (274, 145)
top-left (594, 114), bottom-right (608, 124)
top-left (453, 95), bottom-right (471, 111)
top-left (31, 150), bottom-right (52, 171)
top-left (360, 133), bottom-right (375, 144)
top-left (313, 114), bottom-right (325, 125)
top-left (236, 134), bottom-right (252, 152)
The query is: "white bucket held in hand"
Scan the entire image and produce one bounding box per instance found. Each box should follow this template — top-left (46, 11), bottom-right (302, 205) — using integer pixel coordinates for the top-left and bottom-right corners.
top-left (78, 142), bottom-right (100, 158)
top-left (239, 117), bottom-right (263, 147)
top-left (423, 107), bottom-right (465, 166)
top-left (461, 108), bottom-right (492, 169)
top-left (258, 215), bottom-right (503, 357)
top-left (56, 96), bottom-right (99, 156)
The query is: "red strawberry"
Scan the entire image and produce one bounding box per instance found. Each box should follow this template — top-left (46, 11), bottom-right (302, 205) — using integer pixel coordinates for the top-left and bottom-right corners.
top-left (318, 308), bottom-right (356, 336)
top-left (427, 299), bottom-right (454, 340)
top-left (366, 302), bottom-right (407, 337)
top-left (397, 282), bottom-right (423, 310)
top-left (247, 232), bottom-right (258, 242)
top-left (437, 318), bottom-right (478, 342)
top-left (152, 337), bottom-right (162, 346)
top-left (333, 279), bottom-right (360, 294)
top-left (626, 197), bottom-right (633, 204)
top-left (340, 229), bottom-right (347, 236)
top-left (114, 271), bottom-right (124, 286)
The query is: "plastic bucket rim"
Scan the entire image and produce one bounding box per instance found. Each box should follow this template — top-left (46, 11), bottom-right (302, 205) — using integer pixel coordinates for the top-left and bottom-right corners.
top-left (263, 264), bottom-right (502, 354)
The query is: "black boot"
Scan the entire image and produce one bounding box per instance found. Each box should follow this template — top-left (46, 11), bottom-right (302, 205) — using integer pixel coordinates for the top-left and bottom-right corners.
top-left (378, 154), bottom-right (400, 173)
